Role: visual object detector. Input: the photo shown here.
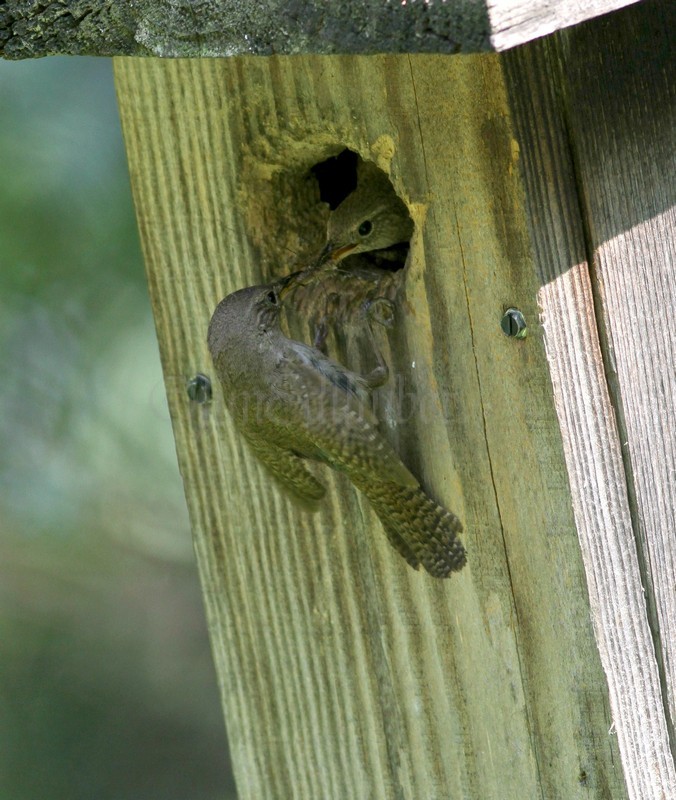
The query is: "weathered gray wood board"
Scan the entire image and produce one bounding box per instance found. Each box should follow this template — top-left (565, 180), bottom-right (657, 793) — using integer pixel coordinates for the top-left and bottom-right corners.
top-left (506, 3), bottom-right (676, 798)
top-left (488, 0), bottom-right (641, 50)
top-left (1, 0), bottom-right (643, 58)
top-left (562, 0), bottom-right (676, 733)
top-left (502, 1), bottom-right (676, 796)
top-left (115, 49), bottom-right (627, 798)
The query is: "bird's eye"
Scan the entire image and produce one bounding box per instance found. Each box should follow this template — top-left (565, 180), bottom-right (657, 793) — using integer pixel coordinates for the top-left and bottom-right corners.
top-left (266, 290), bottom-right (277, 305)
top-left (358, 220), bottom-right (373, 237)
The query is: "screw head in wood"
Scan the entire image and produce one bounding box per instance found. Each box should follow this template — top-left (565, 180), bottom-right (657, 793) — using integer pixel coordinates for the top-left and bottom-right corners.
top-left (500, 308), bottom-right (527, 339)
top-left (187, 373), bottom-right (212, 404)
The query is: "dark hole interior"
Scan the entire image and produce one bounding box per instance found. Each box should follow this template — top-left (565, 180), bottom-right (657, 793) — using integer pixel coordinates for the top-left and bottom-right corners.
top-left (310, 148), bottom-right (410, 273)
top-left (311, 149), bottom-right (359, 209)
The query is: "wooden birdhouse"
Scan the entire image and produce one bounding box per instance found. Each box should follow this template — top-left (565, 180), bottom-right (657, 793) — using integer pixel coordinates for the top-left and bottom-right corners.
top-left (3, 0), bottom-right (674, 796)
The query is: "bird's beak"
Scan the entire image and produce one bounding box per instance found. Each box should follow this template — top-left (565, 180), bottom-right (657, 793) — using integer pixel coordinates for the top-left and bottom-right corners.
top-left (321, 240), bottom-right (357, 263)
top-left (277, 241), bottom-right (358, 302)
top-left (330, 243), bottom-right (357, 260)
top-left (277, 271), bottom-right (300, 300)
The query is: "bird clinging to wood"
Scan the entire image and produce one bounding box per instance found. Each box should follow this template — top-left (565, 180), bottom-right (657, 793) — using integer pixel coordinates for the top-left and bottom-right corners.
top-left (208, 280), bottom-right (466, 578)
top-left (279, 160), bottom-right (414, 346)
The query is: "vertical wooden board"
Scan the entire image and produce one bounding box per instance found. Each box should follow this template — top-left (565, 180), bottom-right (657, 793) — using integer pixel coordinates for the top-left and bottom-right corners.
top-left (115, 54), bottom-right (621, 798)
top-left (561, 0), bottom-right (676, 727)
top-left (488, 0), bottom-right (643, 51)
top-left (407, 54), bottom-right (626, 799)
top-left (503, 12), bottom-right (675, 797)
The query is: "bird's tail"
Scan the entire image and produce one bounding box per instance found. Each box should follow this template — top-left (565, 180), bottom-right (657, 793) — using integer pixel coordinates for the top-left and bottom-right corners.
top-left (354, 480), bottom-right (466, 578)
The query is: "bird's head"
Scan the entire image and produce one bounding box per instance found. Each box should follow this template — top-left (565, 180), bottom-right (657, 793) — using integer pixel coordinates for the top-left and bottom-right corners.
top-left (324, 186), bottom-right (414, 262)
top-left (208, 283), bottom-right (284, 361)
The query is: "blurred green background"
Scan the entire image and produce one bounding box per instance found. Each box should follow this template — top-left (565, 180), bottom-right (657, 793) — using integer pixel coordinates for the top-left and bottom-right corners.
top-left (0, 57), bottom-right (236, 799)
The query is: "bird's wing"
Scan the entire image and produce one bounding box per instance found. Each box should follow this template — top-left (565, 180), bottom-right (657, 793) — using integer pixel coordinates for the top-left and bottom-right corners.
top-left (243, 430), bottom-right (327, 510)
top-left (274, 347), bottom-right (418, 488)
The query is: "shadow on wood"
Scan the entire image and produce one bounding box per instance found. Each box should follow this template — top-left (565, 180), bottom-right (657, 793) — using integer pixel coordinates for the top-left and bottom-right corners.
top-left (113, 2), bottom-right (674, 794)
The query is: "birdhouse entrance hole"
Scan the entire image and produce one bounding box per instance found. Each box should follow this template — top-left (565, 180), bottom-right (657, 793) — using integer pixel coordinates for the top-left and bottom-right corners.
top-left (310, 148), bottom-right (412, 273)
top-left (311, 148), bottom-right (359, 210)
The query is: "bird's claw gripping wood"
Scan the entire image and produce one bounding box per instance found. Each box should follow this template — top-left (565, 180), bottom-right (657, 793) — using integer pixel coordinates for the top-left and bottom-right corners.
top-left (360, 297), bottom-right (395, 390)
top-left (208, 282), bottom-right (466, 578)
top-left (364, 297), bottom-right (395, 329)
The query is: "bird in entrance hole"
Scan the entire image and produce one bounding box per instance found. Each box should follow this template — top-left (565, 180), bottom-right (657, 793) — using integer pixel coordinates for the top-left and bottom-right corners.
top-left (207, 279), bottom-right (466, 578)
top-left (321, 160), bottom-right (414, 264)
top-left (283, 160), bottom-right (414, 349)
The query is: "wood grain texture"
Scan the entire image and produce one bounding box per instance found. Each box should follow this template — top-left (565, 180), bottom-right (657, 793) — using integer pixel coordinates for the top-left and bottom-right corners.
top-left (115, 54), bottom-right (623, 798)
top-left (562, 0), bottom-right (676, 734)
top-left (488, 0), bottom-right (641, 50)
top-left (503, 2), bottom-right (676, 795)
top-left (1, 0), bottom-right (645, 59)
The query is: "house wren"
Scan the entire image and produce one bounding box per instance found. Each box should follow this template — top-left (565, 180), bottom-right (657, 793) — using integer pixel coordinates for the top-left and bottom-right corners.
top-left (284, 160), bottom-right (414, 347)
top-left (323, 160), bottom-right (414, 263)
top-left (208, 281), bottom-right (466, 578)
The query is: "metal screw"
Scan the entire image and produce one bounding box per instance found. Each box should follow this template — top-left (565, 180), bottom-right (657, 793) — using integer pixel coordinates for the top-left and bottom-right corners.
top-left (187, 373), bottom-right (212, 404)
top-left (500, 308), bottom-right (527, 339)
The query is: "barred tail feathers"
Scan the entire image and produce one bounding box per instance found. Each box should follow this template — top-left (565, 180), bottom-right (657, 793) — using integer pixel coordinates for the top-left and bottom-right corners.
top-left (356, 480), bottom-right (466, 579)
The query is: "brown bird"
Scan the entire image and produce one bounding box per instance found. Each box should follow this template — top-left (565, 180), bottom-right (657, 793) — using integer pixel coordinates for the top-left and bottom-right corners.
top-left (322, 162), bottom-right (414, 263)
top-left (279, 161), bottom-right (414, 347)
top-left (208, 280), bottom-right (466, 578)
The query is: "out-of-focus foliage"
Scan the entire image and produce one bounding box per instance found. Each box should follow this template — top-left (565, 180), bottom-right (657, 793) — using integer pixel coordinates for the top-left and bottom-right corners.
top-left (0, 58), bottom-right (236, 799)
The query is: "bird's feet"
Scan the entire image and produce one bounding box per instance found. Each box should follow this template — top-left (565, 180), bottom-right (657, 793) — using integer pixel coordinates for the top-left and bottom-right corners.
top-left (360, 297), bottom-right (395, 389)
top-left (364, 297), bottom-right (395, 329)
